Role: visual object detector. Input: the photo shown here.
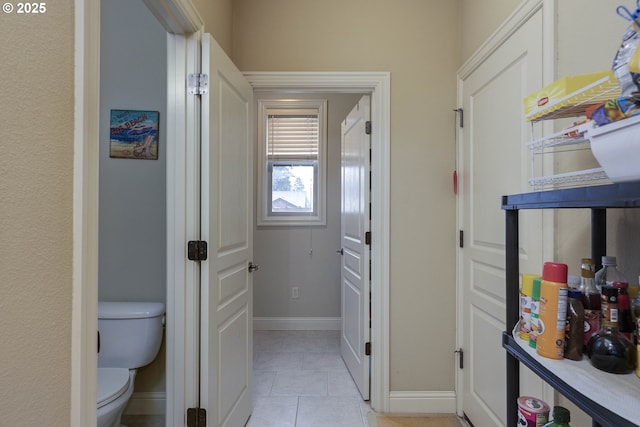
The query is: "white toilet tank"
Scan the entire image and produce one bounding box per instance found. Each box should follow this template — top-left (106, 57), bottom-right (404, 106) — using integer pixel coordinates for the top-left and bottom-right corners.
top-left (98, 301), bottom-right (165, 369)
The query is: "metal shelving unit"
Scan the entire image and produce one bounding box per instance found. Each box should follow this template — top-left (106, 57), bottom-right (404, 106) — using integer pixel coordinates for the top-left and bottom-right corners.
top-left (527, 73), bottom-right (619, 190)
top-left (502, 183), bottom-right (640, 427)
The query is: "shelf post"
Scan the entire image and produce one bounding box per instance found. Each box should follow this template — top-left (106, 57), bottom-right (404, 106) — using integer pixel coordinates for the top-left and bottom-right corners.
top-left (505, 208), bottom-right (520, 426)
top-left (591, 208), bottom-right (606, 271)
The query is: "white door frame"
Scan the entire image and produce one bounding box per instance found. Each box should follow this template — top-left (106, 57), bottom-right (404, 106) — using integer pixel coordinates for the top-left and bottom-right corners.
top-left (245, 71), bottom-right (391, 412)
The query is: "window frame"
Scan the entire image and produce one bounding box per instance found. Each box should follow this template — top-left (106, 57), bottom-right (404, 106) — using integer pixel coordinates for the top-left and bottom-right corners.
top-left (257, 99), bottom-right (327, 226)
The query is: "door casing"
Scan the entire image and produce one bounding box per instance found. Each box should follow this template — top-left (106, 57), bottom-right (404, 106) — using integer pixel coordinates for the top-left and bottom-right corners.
top-left (247, 72), bottom-right (390, 412)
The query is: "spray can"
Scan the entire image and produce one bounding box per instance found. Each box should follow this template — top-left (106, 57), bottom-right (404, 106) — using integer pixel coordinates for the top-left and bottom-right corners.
top-left (537, 262), bottom-right (569, 360)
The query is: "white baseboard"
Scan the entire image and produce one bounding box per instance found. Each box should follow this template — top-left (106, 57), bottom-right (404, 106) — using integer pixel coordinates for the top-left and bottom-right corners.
top-left (123, 392), bottom-right (166, 415)
top-left (389, 391), bottom-right (457, 414)
top-left (254, 317), bottom-right (341, 331)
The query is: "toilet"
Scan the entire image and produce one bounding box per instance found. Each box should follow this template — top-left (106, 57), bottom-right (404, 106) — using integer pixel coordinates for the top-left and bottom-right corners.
top-left (97, 301), bottom-right (165, 427)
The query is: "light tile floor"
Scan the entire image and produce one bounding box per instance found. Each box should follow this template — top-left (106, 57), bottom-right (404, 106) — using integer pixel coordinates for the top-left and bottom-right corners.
top-left (249, 330), bottom-right (372, 427)
top-left (122, 330), bottom-right (371, 427)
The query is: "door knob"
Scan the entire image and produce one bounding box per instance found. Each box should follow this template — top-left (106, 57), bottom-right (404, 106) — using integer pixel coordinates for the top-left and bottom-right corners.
top-left (248, 262), bottom-right (260, 272)
top-left (336, 248), bottom-right (344, 255)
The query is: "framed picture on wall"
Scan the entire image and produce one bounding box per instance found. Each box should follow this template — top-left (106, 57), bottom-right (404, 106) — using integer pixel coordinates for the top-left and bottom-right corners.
top-left (109, 109), bottom-right (159, 160)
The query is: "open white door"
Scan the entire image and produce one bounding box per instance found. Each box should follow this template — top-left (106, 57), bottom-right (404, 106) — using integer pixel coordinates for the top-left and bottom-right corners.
top-left (200, 33), bottom-right (254, 427)
top-left (340, 95), bottom-right (371, 401)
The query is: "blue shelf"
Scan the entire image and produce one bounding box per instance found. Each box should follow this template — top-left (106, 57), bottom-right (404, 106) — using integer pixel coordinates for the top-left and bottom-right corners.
top-left (502, 182), bottom-right (640, 210)
top-left (503, 332), bottom-right (638, 427)
top-left (501, 183), bottom-right (640, 427)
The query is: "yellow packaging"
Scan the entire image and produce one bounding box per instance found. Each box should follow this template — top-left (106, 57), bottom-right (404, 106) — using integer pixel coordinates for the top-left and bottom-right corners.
top-left (523, 70), bottom-right (618, 121)
top-left (536, 263), bottom-right (569, 360)
top-left (519, 274), bottom-right (541, 341)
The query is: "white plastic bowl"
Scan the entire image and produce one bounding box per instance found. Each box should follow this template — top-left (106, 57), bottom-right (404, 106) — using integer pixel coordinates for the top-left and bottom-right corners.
top-left (587, 114), bottom-right (640, 183)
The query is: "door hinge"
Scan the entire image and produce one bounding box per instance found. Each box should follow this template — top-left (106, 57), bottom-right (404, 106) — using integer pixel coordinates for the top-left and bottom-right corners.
top-left (365, 120), bottom-right (372, 135)
top-left (454, 108), bottom-right (463, 128)
top-left (455, 348), bottom-right (464, 369)
top-left (187, 407), bottom-right (206, 427)
top-left (188, 240), bottom-right (208, 261)
top-left (365, 342), bottom-right (371, 356)
top-left (188, 73), bottom-right (209, 95)
top-left (365, 231), bottom-right (371, 246)
top-left (459, 230), bottom-right (464, 248)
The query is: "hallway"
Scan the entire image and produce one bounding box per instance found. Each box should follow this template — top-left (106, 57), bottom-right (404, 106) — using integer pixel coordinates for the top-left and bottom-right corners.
top-left (250, 330), bottom-right (372, 426)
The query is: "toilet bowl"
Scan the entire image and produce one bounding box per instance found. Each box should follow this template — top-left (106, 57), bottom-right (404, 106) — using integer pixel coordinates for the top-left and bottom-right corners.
top-left (96, 301), bottom-right (165, 427)
top-left (97, 368), bottom-right (135, 427)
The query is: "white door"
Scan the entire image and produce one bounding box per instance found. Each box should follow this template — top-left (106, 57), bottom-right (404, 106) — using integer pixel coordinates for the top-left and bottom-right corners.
top-left (459, 10), bottom-right (544, 427)
top-left (200, 34), bottom-right (254, 427)
top-left (340, 95), bottom-right (371, 400)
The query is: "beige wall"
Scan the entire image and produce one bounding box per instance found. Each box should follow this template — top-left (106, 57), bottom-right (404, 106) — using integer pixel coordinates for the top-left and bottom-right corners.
top-left (233, 0), bottom-right (461, 392)
top-left (0, 1), bottom-right (74, 426)
top-left (193, 0), bottom-right (234, 56)
top-left (459, 0), bottom-right (521, 64)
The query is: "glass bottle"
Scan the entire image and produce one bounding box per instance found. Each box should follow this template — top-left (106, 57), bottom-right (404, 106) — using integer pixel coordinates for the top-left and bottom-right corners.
top-left (579, 258), bottom-right (600, 347)
top-left (587, 285), bottom-right (637, 374)
top-left (614, 282), bottom-right (635, 341)
top-left (542, 406), bottom-right (571, 427)
top-left (595, 256), bottom-right (628, 292)
top-left (564, 289), bottom-right (584, 361)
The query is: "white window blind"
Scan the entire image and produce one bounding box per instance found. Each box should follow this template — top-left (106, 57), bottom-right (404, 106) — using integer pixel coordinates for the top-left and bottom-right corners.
top-left (267, 110), bottom-right (319, 160)
top-left (258, 99), bottom-right (327, 226)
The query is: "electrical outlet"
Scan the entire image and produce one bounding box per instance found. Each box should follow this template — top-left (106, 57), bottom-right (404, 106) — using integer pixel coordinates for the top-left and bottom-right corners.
top-left (291, 286), bottom-right (299, 299)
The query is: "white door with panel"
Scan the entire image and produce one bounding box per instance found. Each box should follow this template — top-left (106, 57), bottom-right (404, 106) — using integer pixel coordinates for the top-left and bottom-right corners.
top-left (340, 95), bottom-right (371, 400)
top-left (200, 34), bottom-right (254, 427)
top-left (458, 10), bottom-right (544, 427)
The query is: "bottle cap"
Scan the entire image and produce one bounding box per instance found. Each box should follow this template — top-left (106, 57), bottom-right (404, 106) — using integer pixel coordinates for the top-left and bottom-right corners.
top-left (581, 258), bottom-right (595, 278)
top-left (532, 278), bottom-right (542, 299)
top-left (521, 274), bottom-right (540, 295)
top-left (567, 275), bottom-right (581, 289)
top-left (542, 262), bottom-right (568, 284)
top-left (613, 281), bottom-right (629, 288)
top-left (568, 289), bottom-right (582, 300)
top-left (552, 406), bottom-right (571, 422)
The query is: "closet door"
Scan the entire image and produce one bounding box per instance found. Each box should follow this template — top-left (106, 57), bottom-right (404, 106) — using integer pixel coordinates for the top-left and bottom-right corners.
top-left (458, 8), bottom-right (544, 427)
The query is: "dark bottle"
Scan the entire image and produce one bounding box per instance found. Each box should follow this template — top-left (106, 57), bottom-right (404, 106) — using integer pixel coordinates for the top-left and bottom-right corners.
top-left (587, 286), bottom-right (637, 374)
top-left (542, 406), bottom-right (571, 427)
top-left (614, 281), bottom-right (635, 341)
top-left (564, 289), bottom-right (584, 361)
top-left (579, 258), bottom-right (600, 347)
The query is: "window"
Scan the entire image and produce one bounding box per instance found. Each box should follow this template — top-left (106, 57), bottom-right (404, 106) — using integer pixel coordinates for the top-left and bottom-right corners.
top-left (257, 99), bottom-right (327, 226)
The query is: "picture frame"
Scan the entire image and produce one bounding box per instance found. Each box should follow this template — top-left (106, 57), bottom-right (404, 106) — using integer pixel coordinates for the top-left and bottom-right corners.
top-left (109, 109), bottom-right (159, 160)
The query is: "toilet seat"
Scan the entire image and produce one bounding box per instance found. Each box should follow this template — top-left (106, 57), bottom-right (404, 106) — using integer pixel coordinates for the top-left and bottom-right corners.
top-left (97, 368), bottom-right (130, 409)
